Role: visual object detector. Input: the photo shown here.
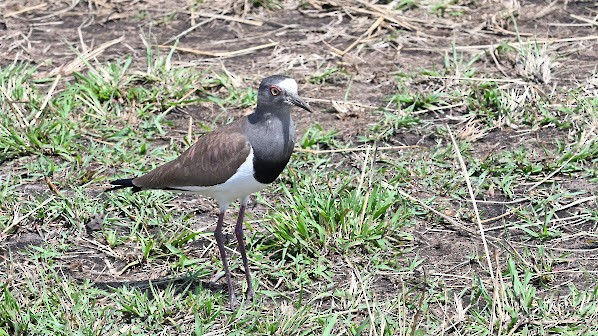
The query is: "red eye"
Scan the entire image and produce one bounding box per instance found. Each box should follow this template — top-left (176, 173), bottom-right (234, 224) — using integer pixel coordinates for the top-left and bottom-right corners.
top-left (270, 86), bottom-right (281, 96)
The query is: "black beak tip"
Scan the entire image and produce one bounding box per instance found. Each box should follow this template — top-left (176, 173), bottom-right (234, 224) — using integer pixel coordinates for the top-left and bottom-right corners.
top-left (291, 97), bottom-right (313, 113)
top-left (303, 103), bottom-right (313, 113)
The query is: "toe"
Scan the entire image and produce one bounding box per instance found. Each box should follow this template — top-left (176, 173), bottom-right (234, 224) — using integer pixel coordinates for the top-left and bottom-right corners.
top-left (245, 289), bottom-right (255, 304)
top-left (229, 295), bottom-right (239, 310)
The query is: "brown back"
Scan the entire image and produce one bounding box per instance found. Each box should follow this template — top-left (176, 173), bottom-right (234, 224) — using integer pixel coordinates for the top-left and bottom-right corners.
top-left (133, 121), bottom-right (251, 189)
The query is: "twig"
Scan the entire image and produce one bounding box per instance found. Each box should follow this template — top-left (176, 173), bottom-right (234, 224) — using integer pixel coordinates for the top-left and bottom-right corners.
top-left (155, 42), bottom-right (277, 58)
top-left (404, 35), bottom-right (598, 52)
top-left (555, 195), bottom-right (597, 212)
top-left (530, 0), bottom-right (559, 20)
top-left (305, 97), bottom-right (464, 115)
top-left (489, 49), bottom-right (509, 77)
top-left (305, 97), bottom-right (381, 109)
top-left (359, 144), bottom-right (378, 229)
top-left (479, 209), bottom-right (515, 224)
top-left (295, 145), bottom-right (420, 154)
top-left (410, 284), bottom-right (426, 336)
top-left (79, 236), bottom-right (124, 260)
top-left (322, 40), bottom-right (345, 55)
top-left (467, 198), bottom-right (528, 204)
top-left (527, 155), bottom-right (575, 192)
top-left (163, 86), bottom-right (200, 115)
top-left (448, 125), bottom-right (501, 334)
top-left (339, 16), bottom-right (384, 56)
top-left (429, 273), bottom-right (474, 281)
top-left (426, 75), bottom-right (528, 84)
top-left (494, 250), bottom-right (506, 329)
top-left (348, 7), bottom-right (404, 30)
top-left (483, 213), bottom-right (591, 233)
top-left (117, 260), bottom-right (141, 276)
top-left (45, 176), bottom-right (64, 197)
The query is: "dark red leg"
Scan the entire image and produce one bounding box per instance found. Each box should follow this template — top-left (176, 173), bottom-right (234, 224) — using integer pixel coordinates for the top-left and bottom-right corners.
top-left (234, 199), bottom-right (254, 302)
top-left (214, 210), bottom-right (238, 309)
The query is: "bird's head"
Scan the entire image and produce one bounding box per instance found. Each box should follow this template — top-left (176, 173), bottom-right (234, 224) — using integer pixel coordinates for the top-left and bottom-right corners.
top-left (257, 75), bottom-right (312, 113)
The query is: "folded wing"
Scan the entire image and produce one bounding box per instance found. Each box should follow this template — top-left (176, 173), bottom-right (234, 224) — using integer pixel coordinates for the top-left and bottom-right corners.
top-left (133, 125), bottom-right (252, 189)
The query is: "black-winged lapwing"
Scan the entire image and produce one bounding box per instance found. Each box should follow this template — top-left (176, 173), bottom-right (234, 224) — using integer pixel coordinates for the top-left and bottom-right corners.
top-left (108, 75), bottom-right (312, 308)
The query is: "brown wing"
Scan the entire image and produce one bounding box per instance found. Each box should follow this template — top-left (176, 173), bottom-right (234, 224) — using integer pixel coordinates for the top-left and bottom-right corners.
top-left (133, 123), bottom-right (251, 189)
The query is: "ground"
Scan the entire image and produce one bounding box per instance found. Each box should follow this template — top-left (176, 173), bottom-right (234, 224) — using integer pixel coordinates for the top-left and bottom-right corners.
top-left (0, 0), bottom-right (597, 335)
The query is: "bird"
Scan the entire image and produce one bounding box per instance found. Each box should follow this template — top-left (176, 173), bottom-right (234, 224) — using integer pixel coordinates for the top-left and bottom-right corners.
top-left (107, 75), bottom-right (312, 309)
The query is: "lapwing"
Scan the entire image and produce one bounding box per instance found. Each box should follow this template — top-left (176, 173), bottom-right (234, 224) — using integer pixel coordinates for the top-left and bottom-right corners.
top-left (108, 75), bottom-right (312, 308)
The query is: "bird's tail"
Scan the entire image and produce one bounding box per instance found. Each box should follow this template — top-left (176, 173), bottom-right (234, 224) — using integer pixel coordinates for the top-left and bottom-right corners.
top-left (107, 178), bottom-right (142, 192)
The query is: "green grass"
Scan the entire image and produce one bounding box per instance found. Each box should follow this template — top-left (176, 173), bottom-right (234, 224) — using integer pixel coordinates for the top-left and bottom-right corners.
top-left (1, 33), bottom-right (598, 335)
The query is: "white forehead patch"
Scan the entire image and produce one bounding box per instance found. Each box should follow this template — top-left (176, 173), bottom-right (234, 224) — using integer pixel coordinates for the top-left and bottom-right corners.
top-left (277, 78), bottom-right (298, 94)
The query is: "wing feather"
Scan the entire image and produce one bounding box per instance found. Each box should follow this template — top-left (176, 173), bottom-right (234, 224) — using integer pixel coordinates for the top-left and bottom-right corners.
top-left (133, 123), bottom-right (251, 189)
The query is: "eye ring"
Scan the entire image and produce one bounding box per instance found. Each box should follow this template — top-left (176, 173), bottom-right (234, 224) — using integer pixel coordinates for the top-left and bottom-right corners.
top-left (270, 86), bottom-right (281, 96)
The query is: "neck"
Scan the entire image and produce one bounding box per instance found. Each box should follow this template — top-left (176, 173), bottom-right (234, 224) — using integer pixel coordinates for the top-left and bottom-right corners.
top-left (246, 104), bottom-right (296, 184)
top-left (250, 104), bottom-right (292, 122)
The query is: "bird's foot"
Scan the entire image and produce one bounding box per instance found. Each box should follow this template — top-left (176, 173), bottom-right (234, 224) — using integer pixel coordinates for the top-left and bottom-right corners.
top-left (245, 288), bottom-right (255, 305)
top-left (229, 295), bottom-right (240, 310)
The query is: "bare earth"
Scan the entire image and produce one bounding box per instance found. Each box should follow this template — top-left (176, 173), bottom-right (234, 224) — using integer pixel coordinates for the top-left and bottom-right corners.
top-left (1, 0), bottom-right (597, 333)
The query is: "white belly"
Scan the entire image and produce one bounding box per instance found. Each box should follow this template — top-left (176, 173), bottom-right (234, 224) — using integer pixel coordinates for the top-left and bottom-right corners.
top-left (175, 149), bottom-right (267, 210)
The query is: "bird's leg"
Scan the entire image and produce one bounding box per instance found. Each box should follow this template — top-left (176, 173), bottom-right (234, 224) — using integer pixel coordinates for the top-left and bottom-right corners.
top-left (235, 197), bottom-right (254, 302)
top-left (214, 209), bottom-right (238, 309)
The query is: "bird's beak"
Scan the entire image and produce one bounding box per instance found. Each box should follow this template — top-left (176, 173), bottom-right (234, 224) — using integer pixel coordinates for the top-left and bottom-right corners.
top-left (288, 94), bottom-right (313, 113)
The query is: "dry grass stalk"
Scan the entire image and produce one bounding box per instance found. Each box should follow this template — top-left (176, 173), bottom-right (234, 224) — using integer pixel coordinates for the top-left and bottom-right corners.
top-left (527, 125), bottom-right (596, 191)
top-left (388, 181), bottom-right (482, 238)
top-left (349, 6), bottom-right (419, 31)
top-left (426, 76), bottom-right (527, 84)
top-left (295, 145), bottom-right (420, 154)
top-left (28, 0), bottom-right (80, 21)
top-left (446, 125), bottom-right (495, 277)
top-left (0, 90), bottom-right (24, 128)
top-left (515, 43), bottom-right (555, 84)
top-left (570, 14), bottom-right (598, 27)
top-left (345, 257), bottom-right (379, 336)
top-left (164, 18), bottom-right (216, 44)
top-left (0, 197), bottom-right (56, 243)
top-left (4, 3), bottom-right (48, 17)
top-left (304, 0), bottom-right (423, 31)
top-left (46, 35), bottom-right (125, 77)
top-left (155, 42), bottom-right (277, 58)
top-left (339, 16), bottom-right (385, 56)
top-left (33, 74), bottom-right (61, 125)
top-left (191, 11), bottom-right (263, 26)
top-left (45, 176), bottom-right (64, 197)
top-left (187, 0), bottom-right (196, 26)
top-left (456, 119), bottom-right (489, 142)
top-left (447, 124), bottom-right (502, 333)
top-left (404, 35), bottom-right (598, 52)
